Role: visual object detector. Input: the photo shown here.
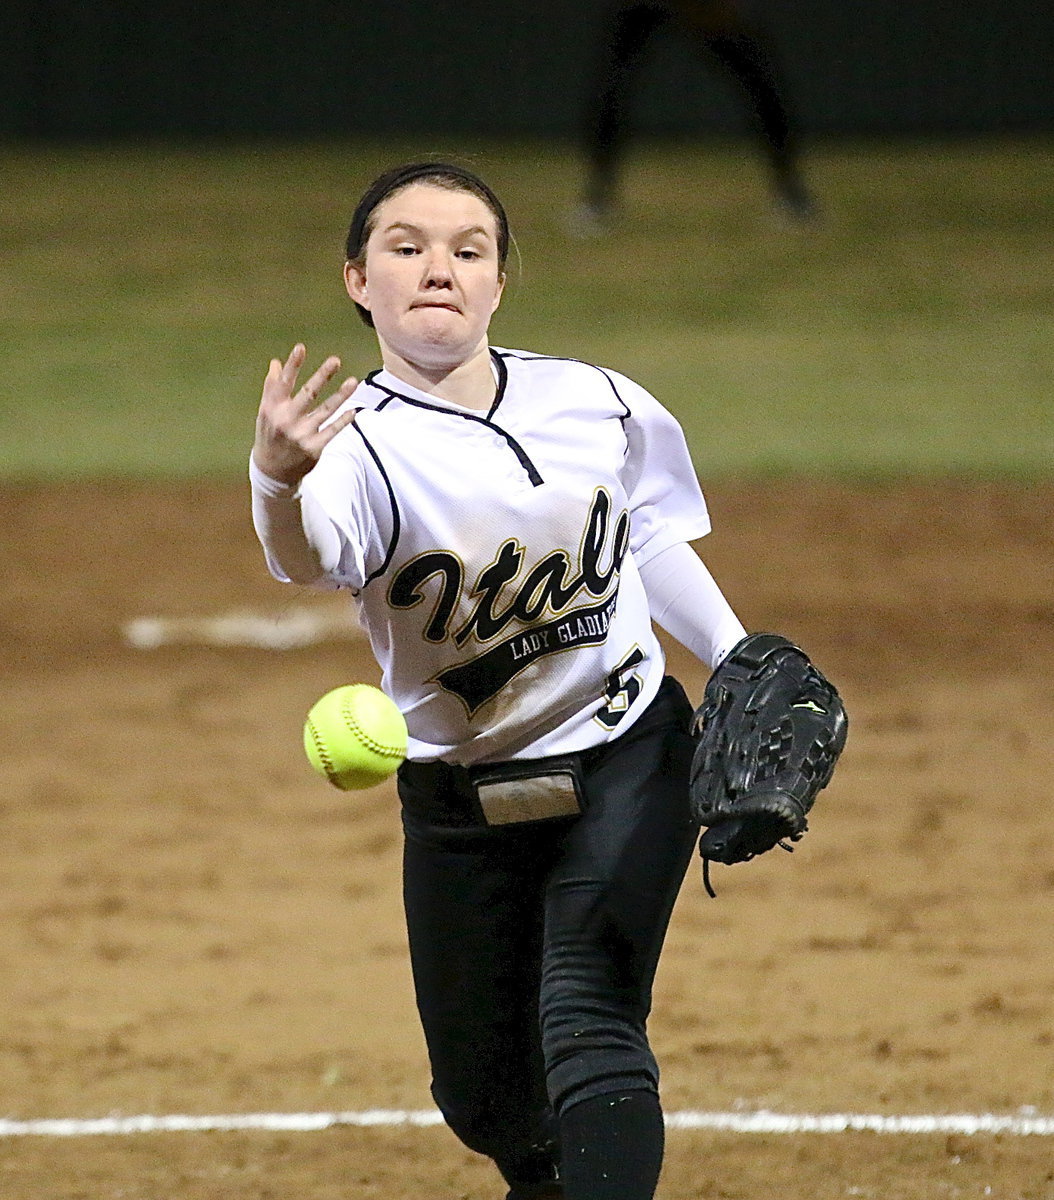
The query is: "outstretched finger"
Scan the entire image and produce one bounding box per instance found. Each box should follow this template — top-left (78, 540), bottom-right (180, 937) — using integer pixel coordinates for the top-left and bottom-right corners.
top-left (316, 375), bottom-right (360, 417)
top-left (297, 354), bottom-right (343, 409)
top-left (317, 406), bottom-right (360, 448)
top-left (260, 354), bottom-right (290, 408)
top-left (280, 343), bottom-right (307, 391)
top-left (314, 378), bottom-right (360, 438)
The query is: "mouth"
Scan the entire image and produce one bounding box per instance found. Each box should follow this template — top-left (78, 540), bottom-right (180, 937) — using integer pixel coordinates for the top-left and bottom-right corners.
top-left (411, 301), bottom-right (461, 313)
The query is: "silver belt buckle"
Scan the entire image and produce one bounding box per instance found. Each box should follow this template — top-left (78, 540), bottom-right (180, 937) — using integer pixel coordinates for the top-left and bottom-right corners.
top-left (473, 761), bottom-right (584, 825)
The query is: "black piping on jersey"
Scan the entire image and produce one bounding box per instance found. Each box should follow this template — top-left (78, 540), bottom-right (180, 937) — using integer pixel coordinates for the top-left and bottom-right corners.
top-left (494, 349), bottom-right (633, 426)
top-left (363, 353), bottom-right (544, 487)
top-left (351, 423), bottom-right (401, 587)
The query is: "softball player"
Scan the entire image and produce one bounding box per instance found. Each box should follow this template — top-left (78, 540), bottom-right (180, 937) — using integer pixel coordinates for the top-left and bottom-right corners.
top-left (251, 161), bottom-right (747, 1200)
top-left (574, 0), bottom-right (816, 233)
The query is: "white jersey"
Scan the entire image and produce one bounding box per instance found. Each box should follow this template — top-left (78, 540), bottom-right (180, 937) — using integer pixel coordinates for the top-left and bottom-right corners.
top-left (258, 348), bottom-right (711, 765)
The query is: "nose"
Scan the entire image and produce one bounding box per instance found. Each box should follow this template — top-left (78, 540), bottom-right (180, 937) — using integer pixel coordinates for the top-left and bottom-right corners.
top-left (422, 250), bottom-right (454, 289)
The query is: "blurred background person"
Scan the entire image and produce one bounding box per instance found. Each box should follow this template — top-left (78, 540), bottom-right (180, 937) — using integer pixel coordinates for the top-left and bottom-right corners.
top-left (572, 0), bottom-right (817, 233)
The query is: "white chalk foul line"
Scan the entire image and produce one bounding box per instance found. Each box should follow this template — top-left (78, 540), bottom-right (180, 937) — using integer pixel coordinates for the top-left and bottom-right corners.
top-left (2, 1109), bottom-right (1053, 1139)
top-left (663, 1110), bottom-right (1054, 1135)
top-left (0, 1110), bottom-right (442, 1138)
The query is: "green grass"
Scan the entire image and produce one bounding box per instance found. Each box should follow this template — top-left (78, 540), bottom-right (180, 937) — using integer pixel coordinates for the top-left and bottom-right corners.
top-left (1, 137), bottom-right (1052, 479)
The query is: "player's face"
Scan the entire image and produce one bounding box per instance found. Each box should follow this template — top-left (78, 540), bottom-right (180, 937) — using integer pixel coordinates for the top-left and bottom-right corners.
top-left (344, 183), bottom-right (506, 371)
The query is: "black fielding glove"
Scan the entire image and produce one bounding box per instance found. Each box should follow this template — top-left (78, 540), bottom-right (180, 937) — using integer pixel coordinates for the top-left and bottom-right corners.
top-left (690, 633), bottom-right (848, 896)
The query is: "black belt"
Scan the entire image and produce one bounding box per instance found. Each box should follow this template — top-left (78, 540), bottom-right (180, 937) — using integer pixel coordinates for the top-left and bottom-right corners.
top-left (399, 742), bottom-right (612, 827)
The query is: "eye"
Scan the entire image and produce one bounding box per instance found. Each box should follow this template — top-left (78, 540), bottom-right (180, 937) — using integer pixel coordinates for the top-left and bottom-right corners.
top-left (456, 248), bottom-right (481, 261)
top-left (394, 244), bottom-right (419, 256)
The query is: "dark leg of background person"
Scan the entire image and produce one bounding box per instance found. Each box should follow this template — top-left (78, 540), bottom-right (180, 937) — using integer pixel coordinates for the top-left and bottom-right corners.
top-left (573, 1), bottom-right (672, 234)
top-left (673, 0), bottom-right (818, 220)
top-left (574, 0), bottom-right (817, 232)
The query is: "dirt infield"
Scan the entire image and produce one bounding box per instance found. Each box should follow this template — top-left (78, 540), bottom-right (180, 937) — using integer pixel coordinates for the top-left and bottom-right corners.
top-left (2, 479), bottom-right (1053, 1200)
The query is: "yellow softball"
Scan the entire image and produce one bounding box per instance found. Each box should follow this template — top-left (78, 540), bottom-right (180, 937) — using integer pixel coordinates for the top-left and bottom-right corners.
top-left (303, 684), bottom-right (408, 790)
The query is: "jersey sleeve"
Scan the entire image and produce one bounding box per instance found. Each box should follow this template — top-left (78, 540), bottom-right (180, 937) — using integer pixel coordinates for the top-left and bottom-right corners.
top-left (251, 423), bottom-right (390, 592)
top-left (297, 424), bottom-right (395, 589)
top-left (607, 370), bottom-right (712, 566)
top-left (250, 458), bottom-right (342, 589)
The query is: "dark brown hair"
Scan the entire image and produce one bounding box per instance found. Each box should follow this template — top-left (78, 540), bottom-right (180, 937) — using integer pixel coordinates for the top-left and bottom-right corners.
top-left (345, 161), bottom-right (510, 328)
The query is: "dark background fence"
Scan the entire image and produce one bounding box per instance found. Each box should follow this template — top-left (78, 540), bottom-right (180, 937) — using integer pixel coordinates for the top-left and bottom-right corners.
top-left (1, 0), bottom-right (1051, 140)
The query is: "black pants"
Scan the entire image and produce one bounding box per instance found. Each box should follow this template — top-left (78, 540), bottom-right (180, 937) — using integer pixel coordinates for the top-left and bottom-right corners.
top-left (397, 677), bottom-right (697, 1187)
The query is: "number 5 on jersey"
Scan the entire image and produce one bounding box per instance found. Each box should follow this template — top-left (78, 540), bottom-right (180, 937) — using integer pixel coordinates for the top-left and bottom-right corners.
top-left (596, 646), bottom-right (646, 730)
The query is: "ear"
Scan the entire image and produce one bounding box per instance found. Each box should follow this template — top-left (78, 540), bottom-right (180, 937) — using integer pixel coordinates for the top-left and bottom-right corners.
top-left (491, 271), bottom-right (506, 314)
top-left (344, 260), bottom-right (369, 308)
